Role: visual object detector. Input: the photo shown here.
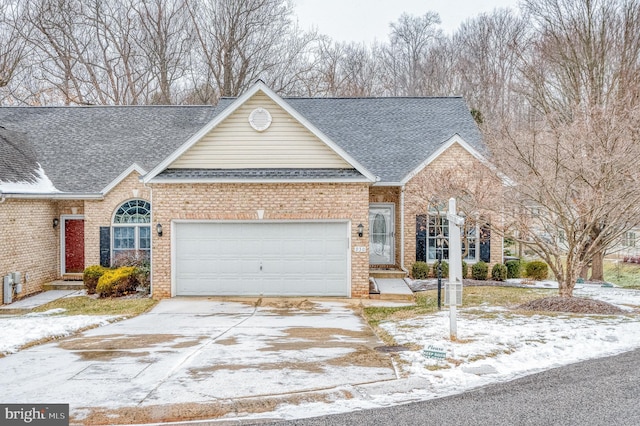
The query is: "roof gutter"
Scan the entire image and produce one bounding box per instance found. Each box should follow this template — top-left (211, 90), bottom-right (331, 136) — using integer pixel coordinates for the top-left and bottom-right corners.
top-left (146, 177), bottom-right (374, 185)
top-left (372, 181), bottom-right (404, 187)
top-left (1, 192), bottom-right (104, 200)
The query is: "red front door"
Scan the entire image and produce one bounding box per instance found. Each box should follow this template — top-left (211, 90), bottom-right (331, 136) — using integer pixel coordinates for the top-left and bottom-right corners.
top-left (64, 219), bottom-right (85, 273)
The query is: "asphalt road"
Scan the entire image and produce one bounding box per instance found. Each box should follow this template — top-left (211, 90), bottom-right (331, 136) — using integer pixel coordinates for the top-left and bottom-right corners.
top-left (269, 348), bottom-right (640, 426)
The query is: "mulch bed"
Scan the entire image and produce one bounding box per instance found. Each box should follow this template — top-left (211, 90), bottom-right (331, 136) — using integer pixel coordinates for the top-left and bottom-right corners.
top-left (517, 297), bottom-right (627, 315)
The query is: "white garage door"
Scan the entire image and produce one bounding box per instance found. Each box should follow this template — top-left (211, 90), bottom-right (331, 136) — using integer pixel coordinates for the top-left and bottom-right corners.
top-left (174, 222), bottom-right (350, 296)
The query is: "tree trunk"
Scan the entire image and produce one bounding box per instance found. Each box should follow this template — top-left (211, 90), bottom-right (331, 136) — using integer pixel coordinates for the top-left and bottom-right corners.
top-left (590, 251), bottom-right (604, 281)
top-left (559, 267), bottom-right (577, 297)
top-left (579, 264), bottom-right (589, 280)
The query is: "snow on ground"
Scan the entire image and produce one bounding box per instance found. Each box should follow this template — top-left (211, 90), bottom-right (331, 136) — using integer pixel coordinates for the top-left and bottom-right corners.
top-left (1, 284), bottom-right (639, 423)
top-left (0, 309), bottom-right (118, 355)
top-left (249, 284), bottom-right (640, 421)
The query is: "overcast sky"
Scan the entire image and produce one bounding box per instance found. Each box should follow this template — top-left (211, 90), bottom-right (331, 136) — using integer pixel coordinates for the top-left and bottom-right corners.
top-left (294, 0), bottom-right (521, 44)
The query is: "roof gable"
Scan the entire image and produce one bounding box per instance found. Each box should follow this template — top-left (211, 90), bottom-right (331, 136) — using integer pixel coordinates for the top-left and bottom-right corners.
top-left (168, 91), bottom-right (352, 169)
top-left (401, 134), bottom-right (490, 184)
top-left (144, 81), bottom-right (376, 183)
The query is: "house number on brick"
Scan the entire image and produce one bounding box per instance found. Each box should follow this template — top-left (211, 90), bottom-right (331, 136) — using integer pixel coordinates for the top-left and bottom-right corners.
top-left (353, 246), bottom-right (367, 253)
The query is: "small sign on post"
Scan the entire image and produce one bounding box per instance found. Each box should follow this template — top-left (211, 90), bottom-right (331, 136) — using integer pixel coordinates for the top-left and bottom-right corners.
top-left (422, 344), bottom-right (447, 360)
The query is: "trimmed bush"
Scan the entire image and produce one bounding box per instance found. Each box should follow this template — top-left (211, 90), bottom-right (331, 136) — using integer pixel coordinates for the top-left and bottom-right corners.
top-left (112, 250), bottom-right (150, 292)
top-left (471, 261), bottom-right (488, 280)
top-left (505, 260), bottom-right (521, 279)
top-left (83, 265), bottom-right (107, 295)
top-left (526, 260), bottom-right (549, 280)
top-left (96, 266), bottom-right (138, 297)
top-left (432, 260), bottom-right (449, 278)
top-left (412, 261), bottom-right (430, 280)
top-left (491, 263), bottom-right (508, 281)
top-left (462, 261), bottom-right (468, 279)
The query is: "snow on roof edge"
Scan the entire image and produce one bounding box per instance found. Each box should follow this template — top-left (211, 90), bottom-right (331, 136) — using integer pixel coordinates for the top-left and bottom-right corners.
top-left (0, 165), bottom-right (60, 194)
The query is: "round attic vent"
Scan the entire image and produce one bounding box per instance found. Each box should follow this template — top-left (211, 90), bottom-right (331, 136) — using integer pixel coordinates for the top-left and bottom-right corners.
top-left (248, 107), bottom-right (272, 132)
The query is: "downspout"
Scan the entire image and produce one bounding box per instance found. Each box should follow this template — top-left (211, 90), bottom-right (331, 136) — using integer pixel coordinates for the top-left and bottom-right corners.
top-left (143, 180), bottom-right (154, 298)
top-left (400, 186), bottom-right (407, 273)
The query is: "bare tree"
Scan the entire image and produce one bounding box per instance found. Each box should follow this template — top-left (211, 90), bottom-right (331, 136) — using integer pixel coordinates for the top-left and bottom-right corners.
top-left (132, 0), bottom-right (192, 104)
top-left (452, 8), bottom-right (529, 123)
top-left (485, 101), bottom-right (640, 296)
top-left (496, 0), bottom-right (640, 285)
top-left (0, 3), bottom-right (29, 90)
top-left (381, 12), bottom-right (442, 96)
top-left (187, 0), bottom-right (297, 98)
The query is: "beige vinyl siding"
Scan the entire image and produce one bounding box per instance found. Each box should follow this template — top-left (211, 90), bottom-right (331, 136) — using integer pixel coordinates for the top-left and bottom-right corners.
top-left (170, 92), bottom-right (352, 169)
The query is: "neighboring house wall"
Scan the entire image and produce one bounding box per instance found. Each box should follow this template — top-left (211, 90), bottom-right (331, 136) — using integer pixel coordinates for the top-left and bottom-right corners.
top-left (151, 182), bottom-right (370, 299)
top-left (0, 199), bottom-right (58, 303)
top-left (403, 143), bottom-right (503, 275)
top-left (84, 171), bottom-right (151, 267)
top-left (369, 186), bottom-right (401, 266)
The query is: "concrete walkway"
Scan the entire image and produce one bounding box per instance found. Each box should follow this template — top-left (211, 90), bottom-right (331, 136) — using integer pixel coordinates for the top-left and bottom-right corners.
top-left (375, 278), bottom-right (415, 301)
top-left (0, 290), bottom-right (83, 311)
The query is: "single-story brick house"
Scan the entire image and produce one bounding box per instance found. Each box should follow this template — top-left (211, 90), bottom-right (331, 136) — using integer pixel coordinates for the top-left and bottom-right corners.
top-left (0, 81), bottom-right (502, 304)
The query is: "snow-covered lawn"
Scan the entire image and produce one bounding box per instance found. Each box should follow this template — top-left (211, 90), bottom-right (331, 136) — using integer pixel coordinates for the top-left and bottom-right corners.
top-left (0, 309), bottom-right (118, 355)
top-left (378, 284), bottom-right (640, 394)
top-left (259, 284), bottom-right (640, 420)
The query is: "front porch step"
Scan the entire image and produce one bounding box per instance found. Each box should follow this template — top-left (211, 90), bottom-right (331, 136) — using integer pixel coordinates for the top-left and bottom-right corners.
top-left (369, 268), bottom-right (408, 279)
top-left (43, 280), bottom-right (84, 291)
top-left (371, 278), bottom-right (415, 301)
top-left (62, 273), bottom-right (83, 281)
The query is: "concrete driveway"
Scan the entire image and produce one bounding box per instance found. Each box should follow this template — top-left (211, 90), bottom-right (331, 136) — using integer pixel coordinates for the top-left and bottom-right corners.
top-left (0, 298), bottom-right (396, 424)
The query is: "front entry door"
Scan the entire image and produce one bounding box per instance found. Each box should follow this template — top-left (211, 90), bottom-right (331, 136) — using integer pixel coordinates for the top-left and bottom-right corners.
top-left (369, 204), bottom-right (394, 265)
top-left (63, 218), bottom-right (85, 273)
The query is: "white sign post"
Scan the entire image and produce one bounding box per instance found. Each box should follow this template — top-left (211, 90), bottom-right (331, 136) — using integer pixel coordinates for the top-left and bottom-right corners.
top-left (445, 197), bottom-right (464, 341)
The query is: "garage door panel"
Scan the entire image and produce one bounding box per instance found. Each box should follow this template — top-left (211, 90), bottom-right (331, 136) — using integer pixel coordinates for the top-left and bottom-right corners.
top-left (175, 222), bottom-right (349, 296)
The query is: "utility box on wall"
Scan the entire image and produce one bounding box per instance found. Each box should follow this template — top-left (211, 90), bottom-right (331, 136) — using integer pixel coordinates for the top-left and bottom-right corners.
top-left (3, 274), bottom-right (13, 304)
top-left (12, 272), bottom-right (22, 294)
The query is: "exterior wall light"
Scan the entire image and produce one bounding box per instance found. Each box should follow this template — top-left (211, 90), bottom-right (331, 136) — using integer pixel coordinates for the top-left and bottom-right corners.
top-left (156, 223), bottom-right (163, 237)
top-left (53, 218), bottom-right (59, 228)
top-left (357, 223), bottom-right (364, 238)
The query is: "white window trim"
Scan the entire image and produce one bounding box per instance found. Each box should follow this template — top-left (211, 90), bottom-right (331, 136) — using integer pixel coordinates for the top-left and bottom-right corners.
top-left (111, 199), bottom-right (151, 264)
top-left (422, 213), bottom-right (480, 264)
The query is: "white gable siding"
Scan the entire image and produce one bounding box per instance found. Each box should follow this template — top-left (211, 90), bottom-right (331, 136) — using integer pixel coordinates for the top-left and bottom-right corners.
top-left (169, 93), bottom-right (352, 169)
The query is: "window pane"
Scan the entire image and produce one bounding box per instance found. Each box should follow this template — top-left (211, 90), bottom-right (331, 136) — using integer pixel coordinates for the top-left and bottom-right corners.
top-left (423, 214), bottom-right (478, 262)
top-left (428, 216), bottom-right (449, 261)
top-left (114, 200), bottom-right (151, 224)
top-left (139, 226), bottom-right (151, 249)
top-left (113, 227), bottom-right (135, 249)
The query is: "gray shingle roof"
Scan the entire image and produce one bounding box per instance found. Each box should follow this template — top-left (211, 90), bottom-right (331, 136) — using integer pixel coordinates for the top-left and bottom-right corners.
top-left (0, 95), bottom-right (482, 194)
top-left (0, 126), bottom-right (40, 184)
top-left (0, 106), bottom-right (218, 192)
top-left (218, 96), bottom-right (484, 183)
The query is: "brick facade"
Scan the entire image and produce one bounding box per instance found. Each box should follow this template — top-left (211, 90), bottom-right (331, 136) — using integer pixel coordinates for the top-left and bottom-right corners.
top-left (0, 199), bottom-right (58, 303)
top-left (402, 143), bottom-right (503, 275)
top-left (1, 147), bottom-right (502, 304)
top-left (84, 172), bottom-right (151, 267)
top-left (150, 182), bottom-right (370, 299)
